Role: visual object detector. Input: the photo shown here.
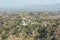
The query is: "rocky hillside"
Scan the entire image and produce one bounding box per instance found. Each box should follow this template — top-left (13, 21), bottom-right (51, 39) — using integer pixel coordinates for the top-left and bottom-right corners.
top-left (0, 12), bottom-right (60, 40)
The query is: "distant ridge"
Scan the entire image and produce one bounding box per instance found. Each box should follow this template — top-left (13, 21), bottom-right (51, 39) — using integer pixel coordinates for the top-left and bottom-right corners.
top-left (0, 4), bottom-right (60, 12)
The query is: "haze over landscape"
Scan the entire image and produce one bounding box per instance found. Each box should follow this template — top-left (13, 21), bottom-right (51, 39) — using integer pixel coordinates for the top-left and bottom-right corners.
top-left (0, 0), bottom-right (60, 40)
top-left (0, 0), bottom-right (60, 11)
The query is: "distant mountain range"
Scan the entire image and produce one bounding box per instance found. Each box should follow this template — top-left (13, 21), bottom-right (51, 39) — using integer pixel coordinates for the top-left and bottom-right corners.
top-left (0, 4), bottom-right (60, 12)
top-left (20, 4), bottom-right (60, 11)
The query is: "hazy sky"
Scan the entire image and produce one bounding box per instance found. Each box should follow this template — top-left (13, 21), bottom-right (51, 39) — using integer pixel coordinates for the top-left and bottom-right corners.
top-left (0, 0), bottom-right (60, 8)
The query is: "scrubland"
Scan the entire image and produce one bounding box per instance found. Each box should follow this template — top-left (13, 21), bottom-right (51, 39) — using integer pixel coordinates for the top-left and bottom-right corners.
top-left (0, 12), bottom-right (60, 40)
